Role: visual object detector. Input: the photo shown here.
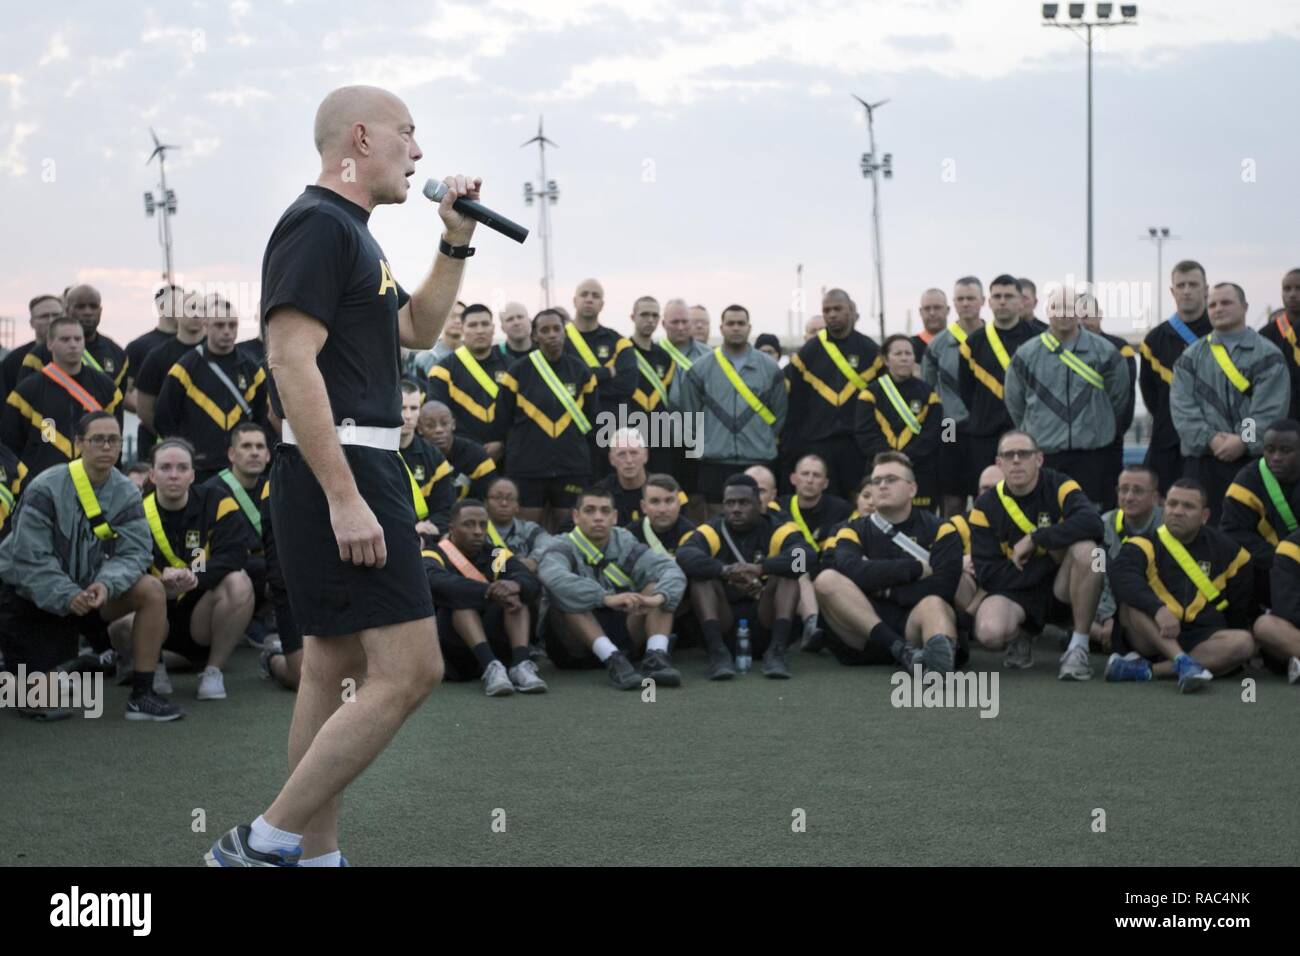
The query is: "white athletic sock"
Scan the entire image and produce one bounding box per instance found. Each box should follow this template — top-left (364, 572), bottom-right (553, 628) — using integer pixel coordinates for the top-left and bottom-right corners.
top-left (299, 851), bottom-right (342, 867)
top-left (591, 636), bottom-right (618, 662)
top-left (248, 815), bottom-right (302, 855)
top-left (1068, 631), bottom-right (1090, 653)
top-left (646, 634), bottom-right (670, 653)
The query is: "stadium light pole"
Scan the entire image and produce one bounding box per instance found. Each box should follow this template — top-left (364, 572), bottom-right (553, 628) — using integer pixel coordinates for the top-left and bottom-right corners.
top-left (522, 117), bottom-right (559, 311)
top-left (854, 95), bottom-right (892, 342)
top-left (1042, 3), bottom-right (1138, 288)
top-left (144, 128), bottom-right (181, 287)
top-left (1139, 226), bottom-right (1178, 324)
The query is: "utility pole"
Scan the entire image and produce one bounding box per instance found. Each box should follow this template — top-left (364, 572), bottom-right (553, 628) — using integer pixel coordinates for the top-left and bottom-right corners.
top-left (522, 118), bottom-right (559, 310)
top-left (854, 95), bottom-right (892, 342)
top-left (144, 128), bottom-right (181, 286)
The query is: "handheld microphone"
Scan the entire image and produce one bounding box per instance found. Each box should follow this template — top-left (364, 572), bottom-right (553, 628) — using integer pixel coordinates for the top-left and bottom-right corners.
top-left (423, 179), bottom-right (529, 244)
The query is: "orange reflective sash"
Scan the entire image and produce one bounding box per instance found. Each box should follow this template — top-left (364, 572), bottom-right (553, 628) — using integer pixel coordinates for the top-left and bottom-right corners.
top-left (437, 539), bottom-right (488, 583)
top-left (41, 364), bottom-right (101, 413)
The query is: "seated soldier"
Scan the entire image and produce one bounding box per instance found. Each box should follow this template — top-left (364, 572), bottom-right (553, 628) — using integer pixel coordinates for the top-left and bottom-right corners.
top-left (815, 451), bottom-right (963, 672)
top-left (626, 473), bottom-right (696, 556)
top-left (143, 438), bottom-right (257, 701)
top-left (418, 399), bottom-right (497, 501)
top-left (968, 429), bottom-right (1105, 680)
top-left (1221, 418), bottom-right (1300, 607)
top-left (423, 499), bottom-right (546, 696)
top-left (745, 464), bottom-right (784, 517)
top-left (483, 476), bottom-right (552, 572)
top-left (594, 428), bottom-right (691, 525)
top-left (0, 441), bottom-right (19, 542)
top-left (0, 412), bottom-right (181, 721)
top-left (778, 454), bottom-right (853, 646)
top-left (398, 380), bottom-right (454, 540)
top-left (1093, 464), bottom-right (1163, 653)
top-left (257, 476), bottom-right (304, 692)
top-left (676, 473), bottom-right (804, 679)
top-left (1253, 530), bottom-right (1300, 684)
top-left (1109, 479), bottom-right (1256, 691)
top-left (538, 486), bottom-right (686, 689)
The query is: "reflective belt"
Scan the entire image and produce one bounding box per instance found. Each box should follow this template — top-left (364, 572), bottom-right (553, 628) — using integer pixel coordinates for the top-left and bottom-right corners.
top-left (658, 338), bottom-right (694, 371)
top-left (143, 493), bottom-right (188, 569)
top-left (714, 348), bottom-right (775, 425)
top-left (818, 329), bottom-right (867, 390)
top-left (487, 521), bottom-right (509, 551)
top-left (565, 322), bottom-right (602, 368)
top-left (1157, 524), bottom-right (1228, 611)
top-left (529, 351), bottom-right (592, 434)
top-left (69, 459), bottom-right (114, 541)
top-left (878, 376), bottom-right (922, 433)
top-left (455, 345), bottom-right (500, 399)
top-left (1040, 333), bottom-right (1104, 389)
top-left (985, 323), bottom-right (1012, 369)
top-left (41, 364), bottom-right (102, 413)
top-left (947, 322), bottom-right (971, 346)
top-left (568, 528), bottom-right (633, 589)
top-left (642, 517), bottom-right (669, 555)
top-left (1209, 336), bottom-right (1251, 393)
top-left (218, 469), bottom-right (262, 537)
top-left (1258, 459), bottom-right (1298, 533)
top-left (437, 539), bottom-right (488, 582)
top-left (399, 453), bottom-right (430, 520)
top-left (196, 344), bottom-right (252, 416)
top-left (870, 512), bottom-right (932, 563)
top-left (1168, 313), bottom-right (1198, 345)
top-left (635, 350), bottom-right (670, 405)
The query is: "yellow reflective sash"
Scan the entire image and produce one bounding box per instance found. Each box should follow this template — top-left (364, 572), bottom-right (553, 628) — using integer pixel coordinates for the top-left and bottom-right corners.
top-left (878, 375), bottom-right (922, 433)
top-left (81, 349), bottom-right (105, 374)
top-left (634, 350), bottom-right (670, 405)
top-left (568, 527), bottom-right (633, 589)
top-left (488, 521), bottom-right (508, 551)
top-left (714, 348), bottom-right (776, 425)
top-left (1114, 509), bottom-right (1127, 541)
top-left (1209, 336), bottom-right (1250, 393)
top-left (1040, 333), bottom-right (1104, 389)
top-left (642, 517), bottom-right (669, 555)
top-left (947, 322), bottom-right (970, 345)
top-left (789, 496), bottom-right (819, 551)
top-left (399, 454), bottom-right (430, 520)
top-left (995, 480), bottom-right (1037, 535)
top-left (818, 329), bottom-right (867, 390)
top-left (985, 323), bottom-right (1012, 370)
top-left (1157, 524), bottom-right (1228, 611)
top-left (566, 322), bottom-right (601, 368)
top-left (143, 493), bottom-right (187, 569)
top-left (455, 346), bottom-right (499, 399)
top-left (658, 338), bottom-right (693, 371)
top-left (529, 350), bottom-right (592, 434)
top-left (68, 458), bottom-right (114, 541)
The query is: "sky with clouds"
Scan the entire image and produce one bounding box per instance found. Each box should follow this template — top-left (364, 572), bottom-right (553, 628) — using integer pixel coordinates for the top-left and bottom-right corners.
top-left (2, 0), bottom-right (1298, 349)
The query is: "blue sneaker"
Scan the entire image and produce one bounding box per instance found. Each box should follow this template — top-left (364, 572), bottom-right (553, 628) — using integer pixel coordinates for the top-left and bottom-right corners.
top-left (1175, 654), bottom-right (1213, 694)
top-left (1105, 652), bottom-right (1152, 682)
top-left (204, 824), bottom-right (302, 867)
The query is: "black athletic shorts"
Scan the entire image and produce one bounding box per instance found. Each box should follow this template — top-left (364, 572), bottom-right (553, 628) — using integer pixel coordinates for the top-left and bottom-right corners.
top-left (514, 475), bottom-right (586, 510)
top-left (822, 625), bottom-right (895, 666)
top-left (699, 460), bottom-right (773, 504)
top-left (437, 604), bottom-right (510, 681)
top-left (985, 586), bottom-right (1053, 634)
top-left (163, 589), bottom-right (211, 663)
top-left (938, 426), bottom-right (976, 500)
top-left (543, 606), bottom-right (632, 669)
top-left (271, 443), bottom-right (434, 637)
top-left (0, 585), bottom-right (107, 672)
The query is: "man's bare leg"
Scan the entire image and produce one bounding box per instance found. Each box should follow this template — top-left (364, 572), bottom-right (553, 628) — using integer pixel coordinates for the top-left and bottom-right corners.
top-left (1253, 614), bottom-right (1300, 666)
top-left (190, 571), bottom-right (256, 670)
top-left (101, 576), bottom-right (168, 675)
top-left (1121, 607), bottom-right (1255, 677)
top-left (813, 569), bottom-right (880, 649)
top-left (1051, 541), bottom-right (1103, 636)
top-left (973, 595), bottom-right (1026, 652)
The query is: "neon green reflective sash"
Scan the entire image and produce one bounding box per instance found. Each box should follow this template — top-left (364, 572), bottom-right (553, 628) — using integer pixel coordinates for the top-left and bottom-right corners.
top-left (714, 348), bottom-right (776, 425)
top-left (985, 323), bottom-right (1012, 369)
top-left (818, 329), bottom-right (868, 390)
top-left (947, 322), bottom-right (970, 345)
top-left (642, 517), bottom-right (668, 555)
top-left (529, 351), bottom-right (592, 434)
top-left (568, 527), bottom-right (633, 589)
top-left (81, 349), bottom-right (104, 373)
top-left (658, 338), bottom-right (693, 371)
top-left (398, 454), bottom-right (430, 520)
top-left (0, 483), bottom-right (13, 515)
top-left (488, 521), bottom-right (508, 551)
top-left (1258, 459), bottom-right (1298, 533)
top-left (1157, 524), bottom-right (1228, 611)
top-left (1040, 333), bottom-right (1104, 389)
top-left (878, 376), bottom-right (922, 433)
top-left (1209, 336), bottom-right (1250, 393)
top-left (996, 480), bottom-right (1045, 556)
top-left (218, 469), bottom-right (262, 536)
top-left (143, 493), bottom-right (187, 569)
top-left (635, 350), bottom-right (670, 405)
top-left (565, 322), bottom-right (601, 368)
top-left (455, 345), bottom-right (499, 399)
top-left (789, 496), bottom-right (819, 551)
top-left (69, 459), bottom-right (114, 541)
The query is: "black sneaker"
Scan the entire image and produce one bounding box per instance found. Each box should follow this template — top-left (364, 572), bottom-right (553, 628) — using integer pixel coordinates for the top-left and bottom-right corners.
top-left (921, 635), bottom-right (955, 674)
top-left (640, 649), bottom-right (682, 687)
top-left (606, 651), bottom-right (644, 690)
top-left (705, 646), bottom-right (737, 681)
top-left (125, 691), bottom-right (185, 722)
top-left (762, 642), bottom-right (791, 679)
top-left (799, 616), bottom-right (824, 653)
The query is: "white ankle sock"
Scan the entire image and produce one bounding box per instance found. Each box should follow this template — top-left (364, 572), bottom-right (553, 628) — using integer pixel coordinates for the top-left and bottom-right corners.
top-left (646, 634), bottom-right (670, 653)
top-left (299, 851), bottom-right (342, 867)
top-left (1068, 631), bottom-right (1090, 653)
top-left (592, 636), bottom-right (617, 661)
top-left (248, 815), bottom-right (302, 855)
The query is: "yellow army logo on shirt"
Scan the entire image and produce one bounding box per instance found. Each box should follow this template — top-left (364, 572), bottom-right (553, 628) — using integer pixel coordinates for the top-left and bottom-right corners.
top-left (377, 258), bottom-right (397, 297)
top-left (909, 400), bottom-right (922, 415)
top-left (848, 354), bottom-right (860, 368)
top-left (413, 464), bottom-right (426, 481)
top-left (597, 345), bottom-right (610, 359)
top-left (1199, 560), bottom-right (1212, 575)
top-left (493, 371), bottom-right (506, 383)
top-left (566, 382), bottom-right (577, 397)
top-left (1037, 513), bottom-right (1052, 529)
top-left (185, 529), bottom-right (202, 551)
top-left (103, 358), bottom-right (116, 373)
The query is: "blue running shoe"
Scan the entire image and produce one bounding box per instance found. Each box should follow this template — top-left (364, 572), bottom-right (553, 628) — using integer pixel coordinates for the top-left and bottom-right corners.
top-left (1104, 652), bottom-right (1152, 682)
top-left (1175, 654), bottom-right (1213, 694)
top-left (204, 824), bottom-right (302, 867)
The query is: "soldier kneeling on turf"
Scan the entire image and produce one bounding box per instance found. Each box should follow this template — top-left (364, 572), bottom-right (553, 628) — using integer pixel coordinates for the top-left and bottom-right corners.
top-left (1109, 479), bottom-right (1257, 691)
top-left (814, 452), bottom-right (964, 673)
top-left (537, 486), bottom-right (687, 690)
top-left (1252, 528), bottom-right (1300, 685)
top-left (424, 498), bottom-right (546, 697)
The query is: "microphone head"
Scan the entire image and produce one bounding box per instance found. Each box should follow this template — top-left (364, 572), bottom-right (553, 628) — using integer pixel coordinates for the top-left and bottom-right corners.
top-left (423, 179), bottom-right (447, 203)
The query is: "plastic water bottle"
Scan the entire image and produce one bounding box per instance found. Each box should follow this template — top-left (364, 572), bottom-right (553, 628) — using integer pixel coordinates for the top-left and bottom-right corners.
top-left (735, 619), bottom-right (752, 674)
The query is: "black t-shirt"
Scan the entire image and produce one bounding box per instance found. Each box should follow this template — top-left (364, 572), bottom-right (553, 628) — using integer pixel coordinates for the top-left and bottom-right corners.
top-left (260, 185), bottom-right (409, 428)
top-left (125, 328), bottom-right (176, 388)
top-left (136, 336), bottom-right (200, 398)
top-left (237, 338), bottom-right (266, 364)
top-left (0, 342), bottom-right (35, 398)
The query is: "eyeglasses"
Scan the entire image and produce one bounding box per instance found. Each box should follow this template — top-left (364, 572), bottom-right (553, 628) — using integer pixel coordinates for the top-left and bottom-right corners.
top-left (869, 474), bottom-right (909, 487)
top-left (81, 435), bottom-right (122, 448)
top-left (997, 449), bottom-right (1037, 461)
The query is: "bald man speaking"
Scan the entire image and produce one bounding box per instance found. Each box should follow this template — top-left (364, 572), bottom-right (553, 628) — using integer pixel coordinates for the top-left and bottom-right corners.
top-left (206, 86), bottom-right (481, 867)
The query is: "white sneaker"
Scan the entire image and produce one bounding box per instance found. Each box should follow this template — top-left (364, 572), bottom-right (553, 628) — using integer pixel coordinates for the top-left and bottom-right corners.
top-left (197, 666), bottom-right (227, 700)
top-left (153, 662), bottom-right (173, 696)
top-left (508, 659), bottom-right (548, 694)
top-left (481, 659), bottom-right (514, 697)
top-left (1058, 644), bottom-right (1094, 681)
top-left (1288, 656), bottom-right (1300, 686)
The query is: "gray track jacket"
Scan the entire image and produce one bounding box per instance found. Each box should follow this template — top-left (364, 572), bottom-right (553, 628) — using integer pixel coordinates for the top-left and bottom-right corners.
top-left (1006, 328), bottom-right (1130, 453)
top-left (1170, 329), bottom-right (1289, 458)
top-left (676, 344), bottom-right (787, 464)
top-left (537, 526), bottom-right (686, 614)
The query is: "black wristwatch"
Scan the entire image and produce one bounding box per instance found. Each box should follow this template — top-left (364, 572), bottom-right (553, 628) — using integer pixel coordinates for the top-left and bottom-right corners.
top-left (439, 238), bottom-right (475, 259)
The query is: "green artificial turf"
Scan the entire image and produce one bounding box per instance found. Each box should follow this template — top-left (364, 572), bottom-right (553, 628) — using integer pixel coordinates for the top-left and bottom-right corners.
top-left (3, 643), bottom-right (1297, 866)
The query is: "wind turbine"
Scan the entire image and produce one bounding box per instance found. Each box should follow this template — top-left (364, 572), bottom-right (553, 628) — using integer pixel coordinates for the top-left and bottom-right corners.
top-left (521, 118), bottom-right (559, 309)
top-left (853, 95), bottom-right (892, 342)
top-left (144, 128), bottom-right (182, 286)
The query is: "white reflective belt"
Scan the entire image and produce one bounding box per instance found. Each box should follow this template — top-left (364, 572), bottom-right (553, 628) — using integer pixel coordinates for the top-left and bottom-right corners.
top-left (280, 420), bottom-right (401, 451)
